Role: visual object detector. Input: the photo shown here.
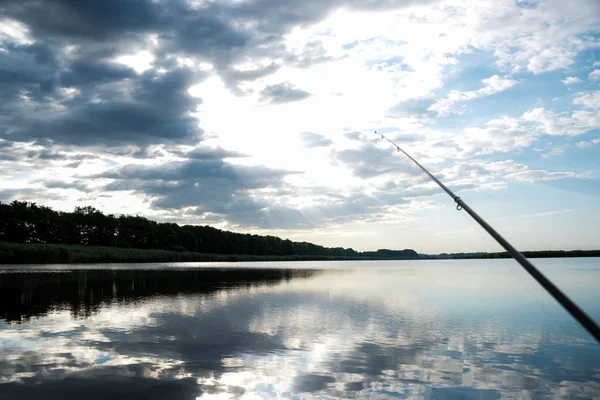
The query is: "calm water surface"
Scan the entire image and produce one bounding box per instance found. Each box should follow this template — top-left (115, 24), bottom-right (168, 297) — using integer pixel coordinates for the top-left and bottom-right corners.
top-left (0, 258), bottom-right (599, 399)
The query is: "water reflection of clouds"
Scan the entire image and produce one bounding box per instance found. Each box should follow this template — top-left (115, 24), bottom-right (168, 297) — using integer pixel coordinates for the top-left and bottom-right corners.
top-left (0, 264), bottom-right (599, 399)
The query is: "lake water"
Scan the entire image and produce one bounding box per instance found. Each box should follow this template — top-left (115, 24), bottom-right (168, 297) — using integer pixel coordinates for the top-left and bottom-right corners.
top-left (0, 258), bottom-right (599, 399)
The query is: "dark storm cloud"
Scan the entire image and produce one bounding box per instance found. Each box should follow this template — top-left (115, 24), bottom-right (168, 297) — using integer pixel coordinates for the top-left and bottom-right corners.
top-left (227, 0), bottom-right (436, 34)
top-left (300, 132), bottom-right (333, 148)
top-left (43, 180), bottom-right (90, 192)
top-left (29, 149), bottom-right (98, 161)
top-left (0, 154), bottom-right (18, 161)
top-left (0, 1), bottom-right (205, 148)
top-left (59, 59), bottom-right (136, 87)
top-left (0, 188), bottom-right (64, 203)
top-left (0, 43), bottom-right (59, 99)
top-left (0, 141), bottom-right (20, 161)
top-left (259, 82), bottom-right (311, 104)
top-left (1, 0), bottom-right (161, 42)
top-left (0, 145), bottom-right (99, 166)
top-left (160, 11), bottom-right (249, 58)
top-left (98, 159), bottom-right (288, 184)
top-left (0, 0), bottom-right (436, 149)
top-left (181, 147), bottom-right (247, 160)
top-left (94, 156), bottom-right (415, 229)
top-left (0, 189), bottom-right (36, 202)
top-left (0, 39), bottom-right (204, 146)
top-left (0, 0), bottom-right (441, 228)
top-left (14, 68), bottom-right (202, 146)
top-left (97, 159), bottom-right (296, 219)
top-left (33, 150), bottom-right (69, 160)
top-left (89, 148), bottom-right (430, 229)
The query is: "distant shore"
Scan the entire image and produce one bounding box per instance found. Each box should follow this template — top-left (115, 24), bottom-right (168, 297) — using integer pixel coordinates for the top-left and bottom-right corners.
top-left (423, 250), bottom-right (600, 260)
top-left (1, 242), bottom-right (598, 264)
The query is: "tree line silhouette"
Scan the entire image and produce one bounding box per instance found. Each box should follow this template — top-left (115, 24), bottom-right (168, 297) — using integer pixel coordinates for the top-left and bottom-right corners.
top-left (0, 201), bottom-right (418, 259)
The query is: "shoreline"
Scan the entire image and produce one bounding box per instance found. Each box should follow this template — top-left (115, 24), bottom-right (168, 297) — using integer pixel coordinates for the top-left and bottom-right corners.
top-left (1, 242), bottom-right (599, 264)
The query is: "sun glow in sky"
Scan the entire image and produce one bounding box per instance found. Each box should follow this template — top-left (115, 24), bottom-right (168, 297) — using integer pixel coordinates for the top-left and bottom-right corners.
top-left (0, 0), bottom-right (599, 252)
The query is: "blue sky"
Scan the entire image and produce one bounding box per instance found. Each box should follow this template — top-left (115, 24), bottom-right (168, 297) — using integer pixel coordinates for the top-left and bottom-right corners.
top-left (0, 0), bottom-right (599, 253)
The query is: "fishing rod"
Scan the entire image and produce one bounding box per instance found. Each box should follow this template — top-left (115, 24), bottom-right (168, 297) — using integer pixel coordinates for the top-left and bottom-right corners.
top-left (375, 131), bottom-right (600, 343)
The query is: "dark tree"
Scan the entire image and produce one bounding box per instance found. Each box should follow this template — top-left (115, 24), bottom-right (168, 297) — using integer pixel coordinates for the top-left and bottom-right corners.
top-left (0, 201), bottom-right (418, 259)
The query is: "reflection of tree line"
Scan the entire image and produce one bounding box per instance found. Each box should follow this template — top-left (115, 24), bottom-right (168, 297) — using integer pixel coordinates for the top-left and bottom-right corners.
top-left (0, 201), bottom-right (418, 262)
top-left (0, 268), bottom-right (321, 323)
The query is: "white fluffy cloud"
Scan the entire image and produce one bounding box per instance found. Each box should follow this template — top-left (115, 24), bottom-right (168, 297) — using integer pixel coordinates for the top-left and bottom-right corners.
top-left (561, 76), bottom-right (581, 85)
top-left (430, 97), bottom-right (600, 160)
top-left (428, 75), bottom-right (518, 116)
top-left (464, 0), bottom-right (599, 74)
top-left (573, 91), bottom-right (600, 109)
top-left (589, 70), bottom-right (600, 80)
top-left (441, 159), bottom-right (586, 184)
top-left (522, 107), bottom-right (599, 136)
top-left (450, 117), bottom-right (537, 158)
top-left (576, 138), bottom-right (600, 148)
top-left (506, 169), bottom-right (585, 182)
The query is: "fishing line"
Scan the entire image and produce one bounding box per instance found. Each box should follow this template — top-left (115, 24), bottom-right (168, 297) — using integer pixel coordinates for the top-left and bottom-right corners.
top-left (375, 131), bottom-right (600, 343)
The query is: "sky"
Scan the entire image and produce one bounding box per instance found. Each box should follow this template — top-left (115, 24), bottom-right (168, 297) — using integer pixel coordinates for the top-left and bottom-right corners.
top-left (0, 0), bottom-right (599, 254)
